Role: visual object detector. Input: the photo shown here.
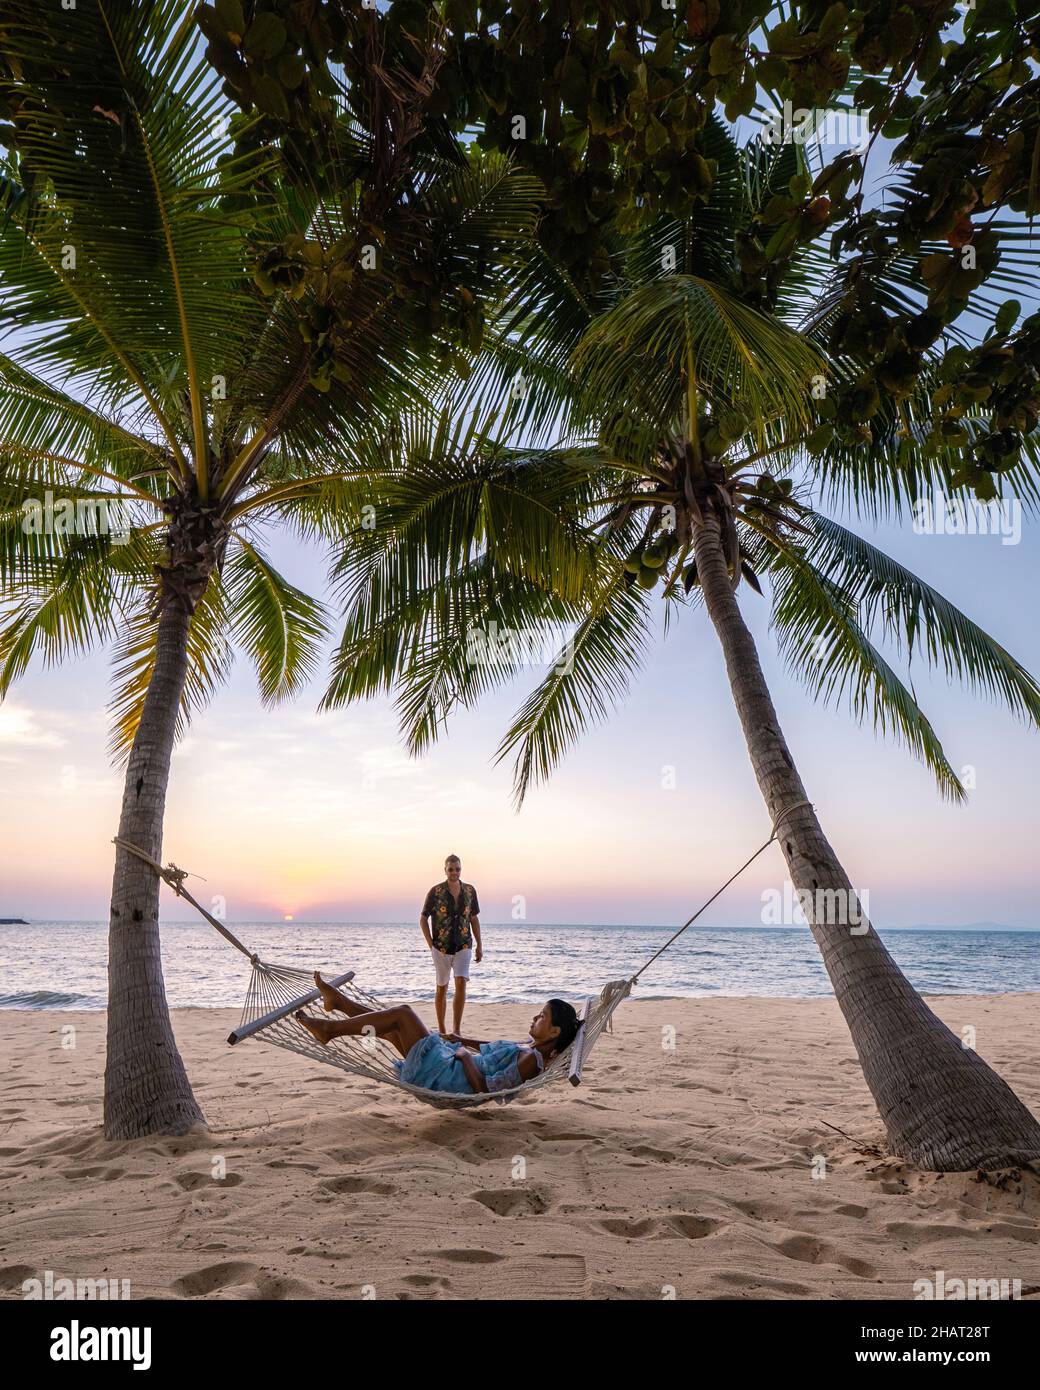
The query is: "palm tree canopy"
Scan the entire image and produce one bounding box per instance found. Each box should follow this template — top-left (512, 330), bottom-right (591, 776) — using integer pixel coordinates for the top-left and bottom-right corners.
top-left (0, 0), bottom-right (542, 752)
top-left (322, 120), bottom-right (1040, 806)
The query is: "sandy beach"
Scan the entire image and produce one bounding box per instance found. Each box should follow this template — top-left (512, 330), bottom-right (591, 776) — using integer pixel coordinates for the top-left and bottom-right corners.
top-left (2, 994), bottom-right (1039, 1301)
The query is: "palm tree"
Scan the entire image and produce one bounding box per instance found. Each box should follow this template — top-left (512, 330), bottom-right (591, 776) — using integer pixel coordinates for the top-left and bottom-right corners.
top-left (325, 124), bottom-right (1040, 1170)
top-left (0, 0), bottom-right (539, 1138)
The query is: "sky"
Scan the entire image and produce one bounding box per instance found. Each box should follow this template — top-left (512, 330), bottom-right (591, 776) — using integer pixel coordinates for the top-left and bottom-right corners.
top-left (1, 49), bottom-right (1037, 930)
top-left (2, 495), bottom-right (1038, 928)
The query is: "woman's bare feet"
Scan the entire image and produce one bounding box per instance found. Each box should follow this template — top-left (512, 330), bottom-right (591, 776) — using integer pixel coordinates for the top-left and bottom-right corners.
top-left (313, 971), bottom-right (342, 1014)
top-left (295, 1009), bottom-right (333, 1045)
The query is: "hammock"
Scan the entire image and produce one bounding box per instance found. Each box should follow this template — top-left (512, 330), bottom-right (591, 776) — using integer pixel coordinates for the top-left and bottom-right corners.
top-left (227, 961), bottom-right (631, 1108)
top-left (114, 799), bottom-right (809, 1110)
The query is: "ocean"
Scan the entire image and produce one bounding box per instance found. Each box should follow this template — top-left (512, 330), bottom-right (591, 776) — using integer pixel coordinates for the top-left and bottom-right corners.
top-left (0, 920), bottom-right (1037, 1009)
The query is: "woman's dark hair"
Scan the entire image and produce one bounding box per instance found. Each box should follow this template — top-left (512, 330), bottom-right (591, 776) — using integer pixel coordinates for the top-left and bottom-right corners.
top-left (547, 999), bottom-right (582, 1054)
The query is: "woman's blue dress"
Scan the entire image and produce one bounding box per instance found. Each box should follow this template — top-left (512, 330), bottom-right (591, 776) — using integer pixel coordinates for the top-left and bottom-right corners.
top-left (394, 1035), bottom-right (544, 1097)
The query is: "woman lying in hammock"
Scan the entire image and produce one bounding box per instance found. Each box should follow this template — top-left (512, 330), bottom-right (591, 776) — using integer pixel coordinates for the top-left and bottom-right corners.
top-left (295, 973), bottom-right (582, 1095)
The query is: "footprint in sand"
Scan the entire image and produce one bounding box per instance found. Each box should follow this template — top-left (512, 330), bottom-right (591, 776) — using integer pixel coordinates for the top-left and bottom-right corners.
top-left (423, 1248), bottom-right (506, 1264)
top-left (453, 1134), bottom-right (525, 1164)
top-left (663, 1213), bottom-right (722, 1240)
top-left (142, 1140), bottom-right (205, 1159)
top-left (773, 1232), bottom-right (876, 1278)
top-left (628, 1144), bottom-right (679, 1163)
top-left (170, 1261), bottom-right (258, 1297)
top-left (727, 1197), bottom-right (790, 1221)
top-left (731, 1195), bottom-right (859, 1226)
top-left (987, 1221), bottom-right (1040, 1244)
top-left (399, 1273), bottom-right (453, 1298)
top-left (170, 1262), bottom-right (316, 1299)
top-left (883, 1219), bottom-right (968, 1248)
top-left (886, 1218), bottom-right (1039, 1248)
top-left (172, 1171), bottom-right (245, 1191)
top-left (597, 1216), bottom-right (659, 1238)
top-left (0, 1264), bottom-right (36, 1293)
top-left (319, 1175), bottom-right (396, 1196)
top-left (469, 1186), bottom-right (550, 1216)
top-left (712, 1269), bottom-right (815, 1297)
top-left (597, 1213), bottom-right (720, 1240)
top-left (252, 1274), bottom-right (318, 1299)
top-left (42, 1134), bottom-right (97, 1157)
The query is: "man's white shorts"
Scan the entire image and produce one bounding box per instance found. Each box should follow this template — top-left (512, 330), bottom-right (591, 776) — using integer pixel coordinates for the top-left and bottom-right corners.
top-left (431, 947), bottom-right (472, 986)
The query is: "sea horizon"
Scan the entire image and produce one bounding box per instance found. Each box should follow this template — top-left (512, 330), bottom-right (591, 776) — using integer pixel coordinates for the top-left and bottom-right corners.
top-left (3, 917), bottom-right (1036, 931)
top-left (3, 920), bottom-right (1037, 1010)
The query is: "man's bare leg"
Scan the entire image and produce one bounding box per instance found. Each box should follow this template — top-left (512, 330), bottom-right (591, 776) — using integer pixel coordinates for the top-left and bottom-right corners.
top-left (435, 982), bottom-right (448, 1034)
top-left (452, 976), bottom-right (467, 1034)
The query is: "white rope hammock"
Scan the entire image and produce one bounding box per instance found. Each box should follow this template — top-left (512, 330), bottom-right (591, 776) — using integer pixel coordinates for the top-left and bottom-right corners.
top-left (227, 960), bottom-right (632, 1108)
top-left (114, 800), bottom-right (809, 1110)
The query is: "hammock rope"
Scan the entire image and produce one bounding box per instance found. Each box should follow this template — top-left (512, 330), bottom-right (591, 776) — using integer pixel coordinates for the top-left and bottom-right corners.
top-left (630, 798), bottom-right (813, 982)
top-left (112, 799), bottom-right (811, 1110)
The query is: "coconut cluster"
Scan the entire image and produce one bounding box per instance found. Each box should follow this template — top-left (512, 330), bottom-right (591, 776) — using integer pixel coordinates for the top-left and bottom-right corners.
top-left (623, 529), bottom-right (680, 589)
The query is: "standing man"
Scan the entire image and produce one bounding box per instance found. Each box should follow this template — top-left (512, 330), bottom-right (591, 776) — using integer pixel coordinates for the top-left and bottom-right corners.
top-left (420, 854), bottom-right (483, 1036)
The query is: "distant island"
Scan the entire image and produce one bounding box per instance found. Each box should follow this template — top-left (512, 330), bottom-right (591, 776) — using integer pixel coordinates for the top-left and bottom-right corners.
top-left (0, 917), bottom-right (29, 925)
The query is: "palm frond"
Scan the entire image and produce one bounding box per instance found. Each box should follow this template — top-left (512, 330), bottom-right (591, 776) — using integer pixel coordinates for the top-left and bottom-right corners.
top-left (106, 576), bottom-right (233, 759)
top-left (0, 352), bottom-right (171, 482)
top-left (224, 540), bottom-right (329, 705)
top-left (803, 513), bottom-right (1040, 726)
top-left (0, 450), bottom-right (160, 587)
top-left (571, 275), bottom-right (824, 448)
top-left (748, 526), bottom-right (965, 800)
top-left (495, 579), bottom-right (654, 807)
top-left (329, 411), bottom-right (601, 624)
top-left (0, 0), bottom-right (277, 451)
top-left (0, 529), bottom-right (153, 693)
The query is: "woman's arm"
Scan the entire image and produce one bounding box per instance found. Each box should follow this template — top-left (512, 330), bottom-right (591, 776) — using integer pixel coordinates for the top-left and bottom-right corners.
top-left (480, 1046), bottom-right (541, 1094)
top-left (516, 1049), bottom-right (541, 1081)
top-left (444, 1032), bottom-right (488, 1048)
top-left (453, 1048), bottom-right (489, 1093)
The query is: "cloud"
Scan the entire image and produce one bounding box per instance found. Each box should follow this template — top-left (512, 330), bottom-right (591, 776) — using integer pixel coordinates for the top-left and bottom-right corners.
top-left (357, 744), bottom-right (424, 786)
top-left (0, 704), bottom-right (67, 749)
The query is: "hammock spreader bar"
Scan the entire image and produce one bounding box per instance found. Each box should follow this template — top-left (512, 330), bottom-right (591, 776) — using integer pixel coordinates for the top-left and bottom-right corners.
top-left (227, 971), bottom-right (357, 1046)
top-left (568, 997), bottom-right (593, 1087)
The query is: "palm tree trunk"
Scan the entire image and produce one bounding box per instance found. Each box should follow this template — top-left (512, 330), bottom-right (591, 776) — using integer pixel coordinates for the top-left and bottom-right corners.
top-left (103, 595), bottom-right (205, 1140)
top-left (690, 509), bottom-right (1040, 1171)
